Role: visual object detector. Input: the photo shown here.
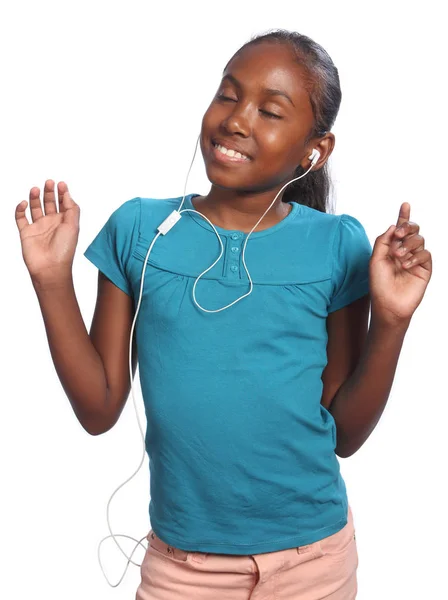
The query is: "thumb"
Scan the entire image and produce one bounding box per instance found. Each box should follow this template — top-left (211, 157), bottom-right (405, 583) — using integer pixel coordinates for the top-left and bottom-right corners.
top-left (373, 224), bottom-right (397, 259)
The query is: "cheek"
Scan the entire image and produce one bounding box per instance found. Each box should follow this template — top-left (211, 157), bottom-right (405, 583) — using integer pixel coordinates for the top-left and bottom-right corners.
top-left (200, 109), bottom-right (216, 155)
top-left (201, 102), bottom-right (224, 132)
top-left (259, 131), bottom-right (302, 172)
top-left (262, 133), bottom-right (287, 167)
top-left (201, 104), bottom-right (211, 125)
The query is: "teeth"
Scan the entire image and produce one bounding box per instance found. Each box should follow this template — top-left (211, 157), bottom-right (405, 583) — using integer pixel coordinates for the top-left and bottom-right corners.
top-left (214, 143), bottom-right (248, 160)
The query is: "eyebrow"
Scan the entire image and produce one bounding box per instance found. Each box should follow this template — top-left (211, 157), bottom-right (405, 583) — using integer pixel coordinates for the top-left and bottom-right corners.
top-left (222, 73), bottom-right (295, 107)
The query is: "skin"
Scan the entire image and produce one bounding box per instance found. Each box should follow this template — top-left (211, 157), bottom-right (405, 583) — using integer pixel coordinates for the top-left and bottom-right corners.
top-left (15, 42), bottom-right (432, 455)
top-left (329, 205), bottom-right (432, 457)
top-left (194, 41), bottom-right (334, 231)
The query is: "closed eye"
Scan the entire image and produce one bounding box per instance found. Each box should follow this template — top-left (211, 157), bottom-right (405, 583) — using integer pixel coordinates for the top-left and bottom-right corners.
top-left (217, 94), bottom-right (237, 102)
top-left (216, 94), bottom-right (282, 119)
top-left (259, 109), bottom-right (282, 119)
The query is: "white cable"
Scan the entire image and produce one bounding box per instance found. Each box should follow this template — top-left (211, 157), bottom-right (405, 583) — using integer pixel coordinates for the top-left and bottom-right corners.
top-left (96, 136), bottom-right (201, 586)
top-left (97, 133), bottom-right (315, 585)
top-left (189, 161), bottom-right (315, 312)
top-left (97, 230), bottom-right (161, 586)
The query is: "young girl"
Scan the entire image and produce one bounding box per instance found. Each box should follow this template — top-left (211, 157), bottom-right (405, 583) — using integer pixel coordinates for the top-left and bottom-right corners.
top-left (15, 29), bottom-right (432, 600)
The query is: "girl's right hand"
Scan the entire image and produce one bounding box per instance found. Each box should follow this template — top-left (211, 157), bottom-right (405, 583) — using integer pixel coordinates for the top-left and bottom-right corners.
top-left (15, 180), bottom-right (81, 285)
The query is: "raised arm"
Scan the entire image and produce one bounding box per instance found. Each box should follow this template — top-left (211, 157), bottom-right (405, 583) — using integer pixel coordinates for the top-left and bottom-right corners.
top-left (16, 180), bottom-right (137, 435)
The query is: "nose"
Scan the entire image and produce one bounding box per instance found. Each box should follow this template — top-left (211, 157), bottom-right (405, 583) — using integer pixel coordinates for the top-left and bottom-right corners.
top-left (221, 104), bottom-right (251, 137)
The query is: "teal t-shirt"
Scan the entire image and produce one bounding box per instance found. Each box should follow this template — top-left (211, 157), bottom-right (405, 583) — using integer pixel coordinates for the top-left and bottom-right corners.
top-left (83, 193), bottom-right (372, 554)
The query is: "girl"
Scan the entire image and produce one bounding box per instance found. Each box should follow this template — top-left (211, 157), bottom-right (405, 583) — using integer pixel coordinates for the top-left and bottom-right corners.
top-left (15, 29), bottom-right (432, 600)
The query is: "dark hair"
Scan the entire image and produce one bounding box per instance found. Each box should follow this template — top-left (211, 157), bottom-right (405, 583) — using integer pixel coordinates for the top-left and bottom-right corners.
top-left (224, 29), bottom-right (342, 213)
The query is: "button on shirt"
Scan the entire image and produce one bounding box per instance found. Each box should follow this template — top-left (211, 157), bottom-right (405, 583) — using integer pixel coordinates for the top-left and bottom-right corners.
top-left (83, 193), bottom-right (372, 555)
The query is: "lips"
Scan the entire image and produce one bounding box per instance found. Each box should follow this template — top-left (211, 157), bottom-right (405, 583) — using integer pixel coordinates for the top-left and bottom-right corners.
top-left (212, 138), bottom-right (252, 160)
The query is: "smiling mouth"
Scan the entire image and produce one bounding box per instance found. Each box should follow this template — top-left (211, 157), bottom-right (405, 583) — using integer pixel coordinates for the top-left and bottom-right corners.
top-left (212, 141), bottom-right (251, 161)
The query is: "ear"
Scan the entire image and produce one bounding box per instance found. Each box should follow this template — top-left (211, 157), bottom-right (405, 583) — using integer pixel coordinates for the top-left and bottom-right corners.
top-left (300, 132), bottom-right (335, 171)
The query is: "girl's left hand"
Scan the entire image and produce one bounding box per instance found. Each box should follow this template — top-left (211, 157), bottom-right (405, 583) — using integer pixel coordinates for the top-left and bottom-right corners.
top-left (369, 202), bottom-right (432, 326)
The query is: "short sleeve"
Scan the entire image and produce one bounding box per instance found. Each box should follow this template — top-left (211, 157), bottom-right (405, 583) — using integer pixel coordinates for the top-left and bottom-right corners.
top-left (83, 197), bottom-right (141, 296)
top-left (327, 213), bottom-right (372, 313)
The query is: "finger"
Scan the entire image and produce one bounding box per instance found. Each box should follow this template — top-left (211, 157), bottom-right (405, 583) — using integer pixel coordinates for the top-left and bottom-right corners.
top-left (61, 190), bottom-right (80, 227)
top-left (43, 179), bottom-right (57, 215)
top-left (57, 181), bottom-right (68, 212)
top-left (374, 224), bottom-right (397, 259)
top-left (394, 221), bottom-right (420, 242)
top-left (396, 202), bottom-right (411, 228)
top-left (393, 234), bottom-right (425, 260)
top-left (29, 187), bottom-right (44, 222)
top-left (402, 249), bottom-right (432, 271)
top-left (15, 200), bottom-right (30, 233)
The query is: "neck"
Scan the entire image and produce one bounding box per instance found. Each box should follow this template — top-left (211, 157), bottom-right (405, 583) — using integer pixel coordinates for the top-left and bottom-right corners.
top-left (191, 186), bottom-right (293, 233)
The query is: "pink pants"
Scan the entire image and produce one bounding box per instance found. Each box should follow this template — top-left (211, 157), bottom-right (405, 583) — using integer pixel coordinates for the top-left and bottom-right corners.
top-left (136, 505), bottom-right (358, 599)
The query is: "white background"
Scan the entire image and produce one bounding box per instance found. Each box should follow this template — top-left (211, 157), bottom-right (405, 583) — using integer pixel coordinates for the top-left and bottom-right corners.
top-left (1, 1), bottom-right (446, 598)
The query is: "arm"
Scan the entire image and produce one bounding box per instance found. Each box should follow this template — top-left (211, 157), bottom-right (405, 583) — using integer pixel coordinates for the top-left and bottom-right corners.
top-left (320, 294), bottom-right (370, 412)
top-left (322, 203), bottom-right (431, 459)
top-left (16, 181), bottom-right (138, 436)
top-left (323, 294), bottom-right (409, 458)
top-left (32, 271), bottom-right (137, 435)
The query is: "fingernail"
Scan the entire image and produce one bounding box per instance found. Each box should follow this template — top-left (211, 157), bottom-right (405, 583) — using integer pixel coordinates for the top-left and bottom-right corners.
top-left (403, 260), bottom-right (412, 267)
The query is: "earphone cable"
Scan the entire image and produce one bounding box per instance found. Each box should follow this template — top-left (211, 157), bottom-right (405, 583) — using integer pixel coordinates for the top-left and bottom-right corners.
top-left (97, 134), bottom-right (317, 585)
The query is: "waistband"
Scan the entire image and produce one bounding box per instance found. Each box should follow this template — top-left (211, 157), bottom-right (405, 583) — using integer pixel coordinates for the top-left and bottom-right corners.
top-left (147, 529), bottom-right (207, 563)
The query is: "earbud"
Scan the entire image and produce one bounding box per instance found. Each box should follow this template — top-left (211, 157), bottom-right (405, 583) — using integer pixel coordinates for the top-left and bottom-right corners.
top-left (308, 148), bottom-right (320, 166)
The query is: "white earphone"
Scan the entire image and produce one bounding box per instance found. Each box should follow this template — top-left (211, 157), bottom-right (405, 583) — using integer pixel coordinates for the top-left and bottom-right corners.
top-left (97, 138), bottom-right (322, 586)
top-left (309, 148), bottom-right (320, 166)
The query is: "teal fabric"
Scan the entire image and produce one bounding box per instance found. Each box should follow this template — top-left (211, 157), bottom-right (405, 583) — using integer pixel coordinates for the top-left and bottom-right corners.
top-left (83, 193), bottom-right (372, 554)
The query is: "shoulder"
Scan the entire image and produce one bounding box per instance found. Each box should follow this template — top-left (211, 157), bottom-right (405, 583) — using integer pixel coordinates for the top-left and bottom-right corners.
top-left (139, 195), bottom-right (181, 214)
top-left (298, 205), bottom-right (370, 245)
top-left (296, 203), bottom-right (365, 228)
top-left (107, 196), bottom-right (141, 222)
top-left (337, 212), bottom-right (369, 233)
top-left (293, 202), bottom-right (341, 229)
top-left (109, 195), bottom-right (183, 238)
top-left (333, 212), bottom-right (372, 254)
top-left (139, 196), bottom-right (183, 238)
top-left (287, 202), bottom-right (343, 249)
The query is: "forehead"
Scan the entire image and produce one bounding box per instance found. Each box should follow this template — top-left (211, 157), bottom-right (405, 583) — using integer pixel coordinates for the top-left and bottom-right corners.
top-left (223, 42), bottom-right (312, 105)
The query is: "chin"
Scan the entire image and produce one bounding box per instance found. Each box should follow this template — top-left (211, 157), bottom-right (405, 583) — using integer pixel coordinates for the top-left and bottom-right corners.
top-left (204, 165), bottom-right (251, 192)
